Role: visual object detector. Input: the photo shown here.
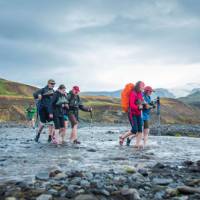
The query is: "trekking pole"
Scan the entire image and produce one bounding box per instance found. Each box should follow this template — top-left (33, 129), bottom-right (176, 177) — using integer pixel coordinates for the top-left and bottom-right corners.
top-left (156, 96), bottom-right (161, 136)
top-left (90, 110), bottom-right (93, 138)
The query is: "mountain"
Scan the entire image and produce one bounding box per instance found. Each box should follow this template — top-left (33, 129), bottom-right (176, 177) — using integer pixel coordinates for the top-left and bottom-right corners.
top-left (179, 91), bottom-right (200, 108)
top-left (81, 90), bottom-right (121, 98)
top-left (82, 88), bottom-right (175, 99)
top-left (152, 88), bottom-right (175, 99)
top-left (0, 78), bottom-right (37, 97)
top-left (170, 83), bottom-right (200, 98)
top-left (190, 88), bottom-right (200, 94)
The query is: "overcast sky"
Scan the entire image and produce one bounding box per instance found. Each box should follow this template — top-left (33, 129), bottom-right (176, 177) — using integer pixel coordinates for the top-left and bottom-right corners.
top-left (0, 0), bottom-right (200, 91)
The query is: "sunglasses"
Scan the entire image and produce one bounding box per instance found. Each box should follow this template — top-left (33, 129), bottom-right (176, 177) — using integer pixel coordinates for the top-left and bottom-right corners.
top-left (49, 83), bottom-right (55, 85)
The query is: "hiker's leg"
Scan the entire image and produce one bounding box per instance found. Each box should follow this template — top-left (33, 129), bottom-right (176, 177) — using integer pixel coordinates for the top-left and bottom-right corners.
top-left (69, 114), bottom-right (78, 141)
top-left (120, 112), bottom-right (136, 146)
top-left (48, 125), bottom-right (54, 137)
top-left (135, 115), bottom-right (143, 149)
top-left (62, 121), bottom-right (68, 142)
top-left (35, 122), bottom-right (44, 142)
top-left (135, 132), bottom-right (143, 148)
top-left (53, 129), bottom-right (60, 144)
top-left (31, 118), bottom-right (35, 128)
top-left (143, 120), bottom-right (149, 146)
top-left (59, 117), bottom-right (66, 144)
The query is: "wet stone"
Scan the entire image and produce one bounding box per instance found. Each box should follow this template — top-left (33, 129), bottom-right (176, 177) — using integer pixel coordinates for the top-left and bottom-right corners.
top-left (36, 194), bottom-right (53, 200)
top-left (75, 194), bottom-right (98, 200)
top-left (80, 180), bottom-right (90, 188)
top-left (152, 178), bottom-right (173, 186)
top-left (121, 188), bottom-right (141, 200)
top-left (177, 186), bottom-right (200, 194)
top-left (138, 168), bottom-right (149, 177)
top-left (35, 172), bottom-right (50, 181)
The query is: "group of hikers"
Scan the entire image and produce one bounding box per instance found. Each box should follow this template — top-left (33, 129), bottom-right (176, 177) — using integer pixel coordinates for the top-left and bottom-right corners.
top-left (31, 79), bottom-right (92, 145)
top-left (119, 81), bottom-right (158, 149)
top-left (26, 79), bottom-right (158, 148)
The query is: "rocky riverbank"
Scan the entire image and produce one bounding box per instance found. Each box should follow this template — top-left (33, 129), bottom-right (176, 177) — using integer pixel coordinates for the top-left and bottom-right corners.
top-left (150, 124), bottom-right (200, 137)
top-left (1, 161), bottom-right (200, 200)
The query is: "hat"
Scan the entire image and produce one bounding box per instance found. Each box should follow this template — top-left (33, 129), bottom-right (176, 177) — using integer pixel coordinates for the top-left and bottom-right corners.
top-left (58, 84), bottom-right (66, 90)
top-left (144, 86), bottom-right (154, 92)
top-left (73, 86), bottom-right (80, 92)
top-left (48, 79), bottom-right (56, 84)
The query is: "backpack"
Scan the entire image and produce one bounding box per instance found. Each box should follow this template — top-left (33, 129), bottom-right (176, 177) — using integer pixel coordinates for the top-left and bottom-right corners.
top-left (121, 83), bottom-right (134, 112)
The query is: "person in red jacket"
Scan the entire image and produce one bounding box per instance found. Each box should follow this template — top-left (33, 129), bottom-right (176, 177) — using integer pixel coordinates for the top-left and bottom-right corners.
top-left (119, 81), bottom-right (145, 149)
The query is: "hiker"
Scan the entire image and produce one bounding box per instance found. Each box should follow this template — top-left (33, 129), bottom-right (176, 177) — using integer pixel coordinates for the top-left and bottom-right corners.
top-left (67, 86), bottom-right (92, 144)
top-left (33, 79), bottom-right (55, 142)
top-left (126, 86), bottom-right (156, 146)
top-left (62, 91), bottom-right (69, 143)
top-left (142, 86), bottom-right (155, 146)
top-left (25, 103), bottom-right (36, 128)
top-left (49, 84), bottom-right (69, 144)
top-left (119, 81), bottom-right (145, 149)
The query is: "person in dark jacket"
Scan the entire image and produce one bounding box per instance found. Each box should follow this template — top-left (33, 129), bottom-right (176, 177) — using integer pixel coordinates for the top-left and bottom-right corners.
top-left (67, 86), bottom-right (92, 144)
top-left (33, 79), bottom-right (55, 142)
top-left (49, 84), bottom-right (68, 144)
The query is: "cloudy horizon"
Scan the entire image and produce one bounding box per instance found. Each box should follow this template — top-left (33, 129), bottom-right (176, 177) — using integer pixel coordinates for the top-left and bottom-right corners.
top-left (0, 0), bottom-right (200, 91)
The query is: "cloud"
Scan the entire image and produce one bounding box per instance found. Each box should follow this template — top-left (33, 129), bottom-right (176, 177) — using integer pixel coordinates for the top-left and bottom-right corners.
top-left (0, 0), bottom-right (199, 90)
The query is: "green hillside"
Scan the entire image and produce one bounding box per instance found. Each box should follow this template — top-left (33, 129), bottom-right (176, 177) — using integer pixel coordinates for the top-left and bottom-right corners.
top-left (0, 78), bottom-right (200, 124)
top-left (0, 78), bottom-right (37, 97)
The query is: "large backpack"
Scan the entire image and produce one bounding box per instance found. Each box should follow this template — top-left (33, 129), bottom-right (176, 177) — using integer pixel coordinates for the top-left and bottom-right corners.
top-left (121, 83), bottom-right (134, 112)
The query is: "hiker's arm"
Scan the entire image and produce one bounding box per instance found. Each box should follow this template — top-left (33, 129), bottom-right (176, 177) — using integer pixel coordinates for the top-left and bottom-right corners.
top-left (79, 105), bottom-right (91, 112)
top-left (33, 88), bottom-right (43, 99)
top-left (79, 99), bottom-right (91, 112)
top-left (129, 92), bottom-right (138, 111)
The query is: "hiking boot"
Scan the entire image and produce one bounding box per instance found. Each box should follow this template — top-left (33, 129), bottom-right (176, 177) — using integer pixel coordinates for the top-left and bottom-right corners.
top-left (48, 135), bottom-right (52, 143)
top-left (126, 138), bottom-right (131, 146)
top-left (35, 133), bottom-right (40, 142)
top-left (73, 140), bottom-right (81, 144)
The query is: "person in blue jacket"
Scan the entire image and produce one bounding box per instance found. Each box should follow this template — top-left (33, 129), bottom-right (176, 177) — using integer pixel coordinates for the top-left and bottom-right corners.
top-left (142, 86), bottom-right (155, 147)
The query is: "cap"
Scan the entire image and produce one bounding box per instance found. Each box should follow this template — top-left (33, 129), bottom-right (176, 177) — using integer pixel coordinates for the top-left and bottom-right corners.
top-left (144, 86), bottom-right (155, 92)
top-left (73, 86), bottom-right (80, 92)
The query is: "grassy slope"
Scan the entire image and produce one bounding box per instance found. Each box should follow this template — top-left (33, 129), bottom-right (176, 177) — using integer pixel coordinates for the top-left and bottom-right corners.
top-left (0, 78), bottom-right (200, 124)
top-left (1, 95), bottom-right (200, 124)
top-left (0, 78), bottom-right (37, 97)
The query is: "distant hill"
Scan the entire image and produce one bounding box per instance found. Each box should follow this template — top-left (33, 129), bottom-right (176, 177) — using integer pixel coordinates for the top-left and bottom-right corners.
top-left (170, 83), bottom-right (200, 98)
top-left (190, 88), bottom-right (200, 94)
top-left (0, 78), bottom-right (37, 97)
top-left (152, 88), bottom-right (175, 99)
top-left (82, 88), bottom-right (175, 99)
top-left (179, 91), bottom-right (200, 108)
top-left (81, 90), bottom-right (121, 98)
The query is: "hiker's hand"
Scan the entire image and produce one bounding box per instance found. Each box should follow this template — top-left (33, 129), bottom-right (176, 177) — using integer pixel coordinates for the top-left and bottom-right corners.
top-left (49, 114), bottom-right (53, 119)
top-left (64, 104), bottom-right (69, 109)
top-left (138, 105), bottom-right (143, 110)
top-left (38, 94), bottom-right (42, 100)
top-left (145, 104), bottom-right (150, 109)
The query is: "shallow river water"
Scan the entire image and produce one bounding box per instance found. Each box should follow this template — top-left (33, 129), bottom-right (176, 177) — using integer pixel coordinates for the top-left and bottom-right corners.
top-left (0, 126), bottom-right (200, 183)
